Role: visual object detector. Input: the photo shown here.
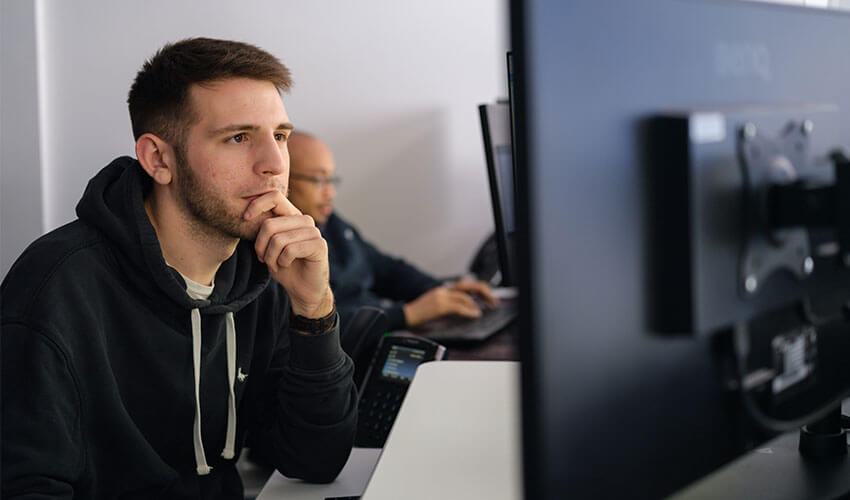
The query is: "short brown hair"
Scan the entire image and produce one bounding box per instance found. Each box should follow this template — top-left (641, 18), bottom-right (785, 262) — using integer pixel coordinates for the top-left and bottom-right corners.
top-left (127, 37), bottom-right (292, 146)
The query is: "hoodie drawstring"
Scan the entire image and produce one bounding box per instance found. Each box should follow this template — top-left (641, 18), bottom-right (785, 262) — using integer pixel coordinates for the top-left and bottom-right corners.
top-left (191, 308), bottom-right (238, 475)
top-left (190, 308), bottom-right (211, 475)
top-left (222, 312), bottom-right (237, 460)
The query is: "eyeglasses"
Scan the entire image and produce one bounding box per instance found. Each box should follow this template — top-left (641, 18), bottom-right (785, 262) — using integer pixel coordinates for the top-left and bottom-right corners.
top-left (290, 173), bottom-right (342, 188)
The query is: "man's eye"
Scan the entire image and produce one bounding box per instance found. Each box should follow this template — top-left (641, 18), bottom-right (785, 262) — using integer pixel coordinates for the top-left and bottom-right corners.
top-left (229, 134), bottom-right (246, 144)
top-left (275, 133), bottom-right (287, 142)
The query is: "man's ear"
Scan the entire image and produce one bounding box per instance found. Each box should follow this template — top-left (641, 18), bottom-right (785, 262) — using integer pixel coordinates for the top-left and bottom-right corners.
top-left (136, 133), bottom-right (177, 186)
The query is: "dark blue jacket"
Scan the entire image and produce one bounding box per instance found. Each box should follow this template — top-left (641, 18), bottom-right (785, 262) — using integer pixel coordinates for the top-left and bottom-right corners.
top-left (322, 213), bottom-right (441, 331)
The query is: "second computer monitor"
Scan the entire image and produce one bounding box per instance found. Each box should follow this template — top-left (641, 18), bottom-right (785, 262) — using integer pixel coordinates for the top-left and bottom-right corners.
top-left (479, 101), bottom-right (517, 287)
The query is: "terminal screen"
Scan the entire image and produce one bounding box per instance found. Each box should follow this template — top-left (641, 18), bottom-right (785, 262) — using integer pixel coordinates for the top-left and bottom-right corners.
top-left (380, 345), bottom-right (427, 382)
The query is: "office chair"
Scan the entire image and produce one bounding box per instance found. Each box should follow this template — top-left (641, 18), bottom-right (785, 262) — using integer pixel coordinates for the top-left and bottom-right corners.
top-left (468, 232), bottom-right (500, 285)
top-left (340, 306), bottom-right (388, 389)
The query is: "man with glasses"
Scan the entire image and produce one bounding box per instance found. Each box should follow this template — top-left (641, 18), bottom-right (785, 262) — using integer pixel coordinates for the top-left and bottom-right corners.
top-left (286, 132), bottom-right (497, 333)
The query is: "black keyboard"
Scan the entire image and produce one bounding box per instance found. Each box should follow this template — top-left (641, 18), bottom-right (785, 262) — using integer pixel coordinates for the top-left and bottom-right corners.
top-left (416, 300), bottom-right (517, 342)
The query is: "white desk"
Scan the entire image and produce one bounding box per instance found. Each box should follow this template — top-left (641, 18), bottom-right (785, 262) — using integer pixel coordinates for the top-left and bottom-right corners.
top-left (257, 360), bottom-right (522, 500)
top-left (363, 360), bottom-right (522, 499)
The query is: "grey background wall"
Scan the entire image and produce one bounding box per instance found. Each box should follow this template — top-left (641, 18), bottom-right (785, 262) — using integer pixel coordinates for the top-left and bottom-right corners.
top-left (1, 0), bottom-right (45, 280)
top-left (1, 0), bottom-right (510, 279)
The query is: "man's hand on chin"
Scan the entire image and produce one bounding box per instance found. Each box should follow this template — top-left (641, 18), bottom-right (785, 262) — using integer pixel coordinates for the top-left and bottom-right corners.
top-left (245, 190), bottom-right (335, 319)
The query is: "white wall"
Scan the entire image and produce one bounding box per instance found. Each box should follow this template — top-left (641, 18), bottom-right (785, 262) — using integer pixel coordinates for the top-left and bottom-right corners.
top-left (1, 0), bottom-right (45, 278)
top-left (1, 0), bottom-right (509, 278)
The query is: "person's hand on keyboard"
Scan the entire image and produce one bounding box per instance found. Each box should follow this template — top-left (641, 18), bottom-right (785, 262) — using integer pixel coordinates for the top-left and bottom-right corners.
top-left (448, 278), bottom-right (500, 309)
top-left (402, 279), bottom-right (499, 327)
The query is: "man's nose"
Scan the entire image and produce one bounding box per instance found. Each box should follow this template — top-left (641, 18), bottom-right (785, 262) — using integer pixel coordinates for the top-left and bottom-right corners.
top-left (324, 182), bottom-right (337, 199)
top-left (254, 135), bottom-right (286, 176)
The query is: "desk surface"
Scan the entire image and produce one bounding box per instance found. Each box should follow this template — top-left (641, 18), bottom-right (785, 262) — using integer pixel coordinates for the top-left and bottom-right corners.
top-left (672, 398), bottom-right (850, 499)
top-left (256, 361), bottom-right (522, 500)
top-left (672, 430), bottom-right (850, 500)
top-left (362, 361), bottom-right (522, 500)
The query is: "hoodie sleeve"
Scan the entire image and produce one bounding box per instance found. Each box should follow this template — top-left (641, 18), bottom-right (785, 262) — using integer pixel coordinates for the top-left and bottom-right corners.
top-left (1, 322), bottom-right (82, 499)
top-left (250, 310), bottom-right (357, 483)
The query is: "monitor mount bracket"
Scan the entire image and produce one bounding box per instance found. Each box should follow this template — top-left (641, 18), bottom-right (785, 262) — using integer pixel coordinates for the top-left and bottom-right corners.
top-left (738, 120), bottom-right (850, 297)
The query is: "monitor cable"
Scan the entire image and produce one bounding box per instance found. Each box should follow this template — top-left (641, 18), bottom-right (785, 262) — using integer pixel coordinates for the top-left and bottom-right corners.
top-left (732, 321), bottom-right (850, 434)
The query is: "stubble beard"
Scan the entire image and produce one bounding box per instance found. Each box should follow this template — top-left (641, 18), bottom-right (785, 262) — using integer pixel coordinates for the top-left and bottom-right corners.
top-left (173, 146), bottom-right (265, 242)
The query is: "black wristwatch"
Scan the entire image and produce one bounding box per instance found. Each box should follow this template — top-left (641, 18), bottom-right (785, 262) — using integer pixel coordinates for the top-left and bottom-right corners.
top-left (291, 305), bottom-right (337, 335)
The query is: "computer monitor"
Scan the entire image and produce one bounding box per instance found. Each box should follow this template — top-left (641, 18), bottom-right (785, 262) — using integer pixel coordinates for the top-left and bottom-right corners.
top-left (478, 101), bottom-right (517, 287)
top-left (512, 0), bottom-right (850, 498)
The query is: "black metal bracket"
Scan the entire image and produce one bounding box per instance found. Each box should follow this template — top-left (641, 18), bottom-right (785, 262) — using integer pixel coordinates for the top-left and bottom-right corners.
top-left (739, 120), bottom-right (850, 297)
top-left (738, 121), bottom-right (813, 297)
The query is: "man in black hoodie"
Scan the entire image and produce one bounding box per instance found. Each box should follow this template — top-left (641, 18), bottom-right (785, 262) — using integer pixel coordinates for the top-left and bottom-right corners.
top-left (1, 38), bottom-right (356, 499)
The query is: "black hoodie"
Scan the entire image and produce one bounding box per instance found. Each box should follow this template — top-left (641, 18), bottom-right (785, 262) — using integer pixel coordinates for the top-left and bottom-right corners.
top-left (1, 157), bottom-right (357, 499)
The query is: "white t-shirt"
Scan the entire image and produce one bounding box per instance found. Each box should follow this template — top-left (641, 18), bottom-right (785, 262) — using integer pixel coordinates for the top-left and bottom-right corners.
top-left (174, 268), bottom-right (214, 300)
